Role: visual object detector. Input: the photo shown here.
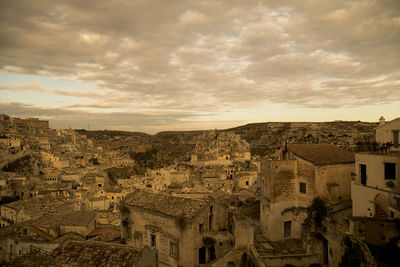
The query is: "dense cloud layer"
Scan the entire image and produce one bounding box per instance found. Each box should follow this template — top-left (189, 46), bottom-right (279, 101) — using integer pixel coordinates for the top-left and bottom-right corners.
top-left (0, 0), bottom-right (399, 130)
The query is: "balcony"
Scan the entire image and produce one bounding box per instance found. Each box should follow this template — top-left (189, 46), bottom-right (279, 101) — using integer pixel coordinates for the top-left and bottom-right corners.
top-left (388, 195), bottom-right (400, 215)
top-left (355, 142), bottom-right (399, 153)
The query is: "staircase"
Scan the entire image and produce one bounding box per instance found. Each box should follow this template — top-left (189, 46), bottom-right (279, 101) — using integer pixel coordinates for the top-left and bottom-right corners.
top-left (374, 204), bottom-right (387, 218)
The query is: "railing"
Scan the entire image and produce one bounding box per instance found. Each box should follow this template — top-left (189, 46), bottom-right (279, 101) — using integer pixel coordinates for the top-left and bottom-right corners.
top-left (29, 245), bottom-right (50, 256)
top-left (389, 195), bottom-right (400, 213)
top-left (354, 142), bottom-right (398, 153)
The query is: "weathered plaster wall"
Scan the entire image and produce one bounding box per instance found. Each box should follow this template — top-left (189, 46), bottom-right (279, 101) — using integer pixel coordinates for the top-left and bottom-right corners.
top-left (355, 153), bottom-right (400, 189)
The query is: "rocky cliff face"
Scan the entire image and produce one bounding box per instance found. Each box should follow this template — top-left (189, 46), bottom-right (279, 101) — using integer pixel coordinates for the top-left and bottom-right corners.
top-left (81, 121), bottom-right (377, 168)
top-left (223, 121), bottom-right (377, 157)
top-left (193, 131), bottom-right (250, 161)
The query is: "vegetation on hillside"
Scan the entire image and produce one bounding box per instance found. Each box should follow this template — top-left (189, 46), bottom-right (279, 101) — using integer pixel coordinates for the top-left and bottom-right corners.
top-left (105, 165), bottom-right (145, 185)
top-left (1, 155), bottom-right (36, 175)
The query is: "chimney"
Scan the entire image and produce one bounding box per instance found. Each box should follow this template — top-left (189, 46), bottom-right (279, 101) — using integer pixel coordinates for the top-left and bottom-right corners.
top-left (379, 116), bottom-right (385, 126)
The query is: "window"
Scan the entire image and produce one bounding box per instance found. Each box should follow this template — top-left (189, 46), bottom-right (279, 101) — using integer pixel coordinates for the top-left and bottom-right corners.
top-left (245, 181), bottom-right (249, 186)
top-left (170, 242), bottom-right (178, 257)
top-left (360, 164), bottom-right (367, 185)
top-left (299, 182), bottom-right (306, 194)
top-left (284, 221), bottom-right (292, 238)
top-left (199, 223), bottom-right (204, 233)
top-left (394, 130), bottom-right (399, 148)
top-left (150, 234), bottom-right (156, 247)
top-left (122, 220), bottom-right (132, 239)
top-left (384, 163), bottom-right (396, 180)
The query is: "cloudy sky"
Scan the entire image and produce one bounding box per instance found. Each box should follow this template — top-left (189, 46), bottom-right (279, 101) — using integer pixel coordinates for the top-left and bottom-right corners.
top-left (1, 0), bottom-right (399, 133)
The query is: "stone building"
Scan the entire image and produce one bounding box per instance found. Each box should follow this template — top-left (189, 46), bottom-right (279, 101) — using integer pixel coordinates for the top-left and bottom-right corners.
top-left (0, 195), bottom-right (79, 228)
top-left (0, 211), bottom-right (97, 262)
top-left (43, 241), bottom-right (158, 267)
top-left (254, 142), bottom-right (360, 266)
top-left (259, 144), bottom-right (354, 241)
top-left (120, 189), bottom-right (232, 267)
top-left (352, 152), bottom-right (400, 219)
top-left (375, 117), bottom-right (400, 151)
top-left (350, 146), bottom-right (400, 260)
top-left (192, 131), bottom-right (251, 163)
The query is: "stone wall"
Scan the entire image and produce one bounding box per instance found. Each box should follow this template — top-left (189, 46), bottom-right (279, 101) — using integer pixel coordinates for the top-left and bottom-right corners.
top-left (260, 159), bottom-right (296, 202)
top-left (315, 164), bottom-right (353, 202)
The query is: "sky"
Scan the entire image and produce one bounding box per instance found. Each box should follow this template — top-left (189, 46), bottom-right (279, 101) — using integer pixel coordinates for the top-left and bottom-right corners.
top-left (0, 0), bottom-right (399, 134)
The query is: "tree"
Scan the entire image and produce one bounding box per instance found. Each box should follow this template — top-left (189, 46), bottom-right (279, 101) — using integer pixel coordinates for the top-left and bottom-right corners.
top-left (305, 197), bottom-right (327, 228)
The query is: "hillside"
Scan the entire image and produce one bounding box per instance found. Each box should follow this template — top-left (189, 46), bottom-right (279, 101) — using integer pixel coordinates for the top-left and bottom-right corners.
top-left (79, 120), bottom-right (377, 167)
top-left (222, 121), bottom-right (377, 157)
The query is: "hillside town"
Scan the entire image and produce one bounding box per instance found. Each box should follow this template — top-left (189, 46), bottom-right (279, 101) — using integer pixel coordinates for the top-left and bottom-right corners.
top-left (0, 114), bottom-right (399, 266)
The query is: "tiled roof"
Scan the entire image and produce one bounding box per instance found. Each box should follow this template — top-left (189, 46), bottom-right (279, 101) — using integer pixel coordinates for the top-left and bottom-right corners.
top-left (210, 189), bottom-right (237, 206)
top-left (30, 213), bottom-right (64, 229)
top-left (4, 195), bottom-right (77, 215)
top-left (87, 227), bottom-right (121, 242)
top-left (59, 211), bottom-right (96, 227)
top-left (88, 226), bottom-right (120, 238)
top-left (30, 211), bottom-right (96, 230)
top-left (52, 232), bottom-right (86, 243)
top-left (287, 144), bottom-right (354, 165)
top-left (123, 189), bottom-right (207, 219)
top-left (46, 241), bottom-right (141, 267)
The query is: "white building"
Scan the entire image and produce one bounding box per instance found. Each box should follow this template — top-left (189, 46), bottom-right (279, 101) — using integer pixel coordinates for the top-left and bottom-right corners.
top-left (352, 117), bottom-right (400, 219)
top-left (375, 117), bottom-right (400, 151)
top-left (351, 152), bottom-right (400, 218)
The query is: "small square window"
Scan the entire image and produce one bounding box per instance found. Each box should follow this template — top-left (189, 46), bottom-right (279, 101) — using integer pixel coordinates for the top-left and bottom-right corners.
top-left (299, 182), bottom-right (306, 194)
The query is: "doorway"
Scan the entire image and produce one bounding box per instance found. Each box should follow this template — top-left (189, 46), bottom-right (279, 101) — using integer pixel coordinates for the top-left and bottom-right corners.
top-left (199, 246), bottom-right (206, 264)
